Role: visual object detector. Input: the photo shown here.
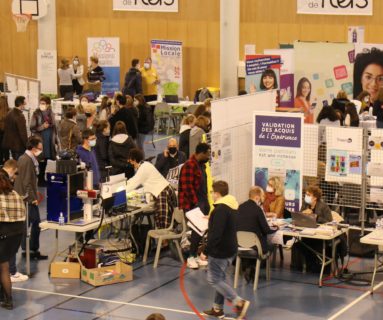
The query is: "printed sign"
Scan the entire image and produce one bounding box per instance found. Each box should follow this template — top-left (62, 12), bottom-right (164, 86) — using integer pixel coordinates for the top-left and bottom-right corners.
top-left (113, 0), bottom-right (178, 12)
top-left (297, 0), bottom-right (373, 16)
top-left (37, 49), bottom-right (57, 94)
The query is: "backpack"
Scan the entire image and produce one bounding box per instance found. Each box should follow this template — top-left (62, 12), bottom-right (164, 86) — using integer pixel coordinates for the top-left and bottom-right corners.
top-left (139, 104), bottom-right (155, 134)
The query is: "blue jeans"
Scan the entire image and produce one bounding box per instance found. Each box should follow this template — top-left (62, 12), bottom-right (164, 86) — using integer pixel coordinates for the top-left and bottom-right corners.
top-left (207, 255), bottom-right (242, 310)
top-left (21, 204), bottom-right (41, 252)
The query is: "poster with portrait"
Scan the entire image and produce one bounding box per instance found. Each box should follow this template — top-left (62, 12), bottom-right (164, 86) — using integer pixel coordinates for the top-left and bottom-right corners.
top-left (87, 37), bottom-right (120, 94)
top-left (353, 43), bottom-right (383, 104)
top-left (151, 40), bottom-right (183, 97)
top-left (294, 41), bottom-right (354, 124)
top-left (253, 112), bottom-right (304, 212)
top-left (245, 55), bottom-right (281, 95)
top-left (264, 49), bottom-right (295, 110)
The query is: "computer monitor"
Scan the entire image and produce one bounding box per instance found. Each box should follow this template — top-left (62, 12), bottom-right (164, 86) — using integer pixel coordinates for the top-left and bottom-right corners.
top-left (164, 95), bottom-right (179, 103)
top-left (100, 174), bottom-right (127, 213)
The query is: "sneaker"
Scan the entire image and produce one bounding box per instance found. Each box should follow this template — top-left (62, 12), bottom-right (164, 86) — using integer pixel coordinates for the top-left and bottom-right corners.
top-left (235, 299), bottom-right (250, 319)
top-left (10, 272), bottom-right (29, 283)
top-left (196, 256), bottom-right (208, 267)
top-left (202, 308), bottom-right (225, 319)
top-left (187, 256), bottom-right (199, 269)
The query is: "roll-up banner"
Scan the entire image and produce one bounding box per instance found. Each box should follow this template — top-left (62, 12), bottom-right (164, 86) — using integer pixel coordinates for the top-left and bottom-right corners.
top-left (297, 0), bottom-right (373, 16)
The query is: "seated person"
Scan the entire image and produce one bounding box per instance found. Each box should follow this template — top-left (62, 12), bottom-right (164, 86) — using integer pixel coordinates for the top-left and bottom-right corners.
top-left (300, 185), bottom-right (332, 224)
top-left (155, 138), bottom-right (187, 178)
top-left (237, 186), bottom-right (278, 282)
top-left (76, 129), bottom-right (100, 188)
top-left (127, 148), bottom-right (177, 229)
top-left (263, 177), bottom-right (285, 218)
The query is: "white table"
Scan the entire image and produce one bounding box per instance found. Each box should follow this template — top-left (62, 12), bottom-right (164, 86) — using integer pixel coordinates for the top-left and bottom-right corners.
top-left (147, 100), bottom-right (202, 108)
top-left (360, 229), bottom-right (383, 292)
top-left (281, 227), bottom-right (346, 287)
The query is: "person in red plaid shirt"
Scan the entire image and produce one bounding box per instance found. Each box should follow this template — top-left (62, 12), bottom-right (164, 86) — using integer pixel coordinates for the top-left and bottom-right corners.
top-left (178, 142), bottom-right (210, 269)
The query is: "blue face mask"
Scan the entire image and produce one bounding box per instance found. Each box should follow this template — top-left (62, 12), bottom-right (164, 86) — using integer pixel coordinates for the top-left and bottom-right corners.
top-left (305, 195), bottom-right (312, 205)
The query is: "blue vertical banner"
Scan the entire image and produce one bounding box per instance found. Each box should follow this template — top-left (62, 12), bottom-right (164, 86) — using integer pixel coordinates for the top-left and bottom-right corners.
top-left (87, 37), bottom-right (120, 94)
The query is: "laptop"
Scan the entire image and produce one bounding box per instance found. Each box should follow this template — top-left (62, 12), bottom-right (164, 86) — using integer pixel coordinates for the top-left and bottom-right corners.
top-left (291, 212), bottom-right (317, 228)
top-left (164, 95), bottom-right (179, 103)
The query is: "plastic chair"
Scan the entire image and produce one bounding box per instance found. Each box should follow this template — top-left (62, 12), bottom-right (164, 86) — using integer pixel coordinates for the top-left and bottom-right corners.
top-left (142, 208), bottom-right (186, 268)
top-left (154, 102), bottom-right (172, 134)
top-left (234, 231), bottom-right (271, 291)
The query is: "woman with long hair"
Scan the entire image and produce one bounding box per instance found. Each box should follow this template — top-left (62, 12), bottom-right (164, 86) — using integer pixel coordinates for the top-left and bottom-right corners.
top-left (294, 77), bottom-right (314, 124)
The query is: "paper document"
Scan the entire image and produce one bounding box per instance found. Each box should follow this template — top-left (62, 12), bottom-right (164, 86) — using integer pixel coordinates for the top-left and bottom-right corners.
top-left (186, 207), bottom-right (209, 236)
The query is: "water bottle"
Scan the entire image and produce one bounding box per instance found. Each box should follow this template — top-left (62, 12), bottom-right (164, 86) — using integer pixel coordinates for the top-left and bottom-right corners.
top-left (58, 212), bottom-right (65, 226)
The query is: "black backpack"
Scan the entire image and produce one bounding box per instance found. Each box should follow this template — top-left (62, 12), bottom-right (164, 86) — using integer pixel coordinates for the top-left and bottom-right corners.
top-left (139, 104), bottom-right (155, 134)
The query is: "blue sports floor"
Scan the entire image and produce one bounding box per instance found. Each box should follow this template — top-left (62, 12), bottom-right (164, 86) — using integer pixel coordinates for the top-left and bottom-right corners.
top-left (2, 135), bottom-right (383, 320)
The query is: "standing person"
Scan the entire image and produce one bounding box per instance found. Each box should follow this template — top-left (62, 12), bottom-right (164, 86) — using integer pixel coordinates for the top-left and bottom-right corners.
top-left (2, 96), bottom-right (28, 160)
top-left (94, 120), bottom-right (111, 182)
top-left (140, 57), bottom-right (160, 102)
top-left (76, 129), bottom-right (100, 188)
top-left (14, 136), bottom-right (48, 260)
top-left (178, 142), bottom-right (211, 269)
top-left (127, 148), bottom-right (177, 229)
top-left (30, 96), bottom-right (57, 186)
top-left (155, 138), bottom-right (186, 178)
top-left (135, 94), bottom-right (154, 151)
top-left (87, 56), bottom-right (105, 83)
top-left (1, 160), bottom-right (28, 284)
top-left (179, 114), bottom-right (196, 159)
top-left (373, 88), bottom-right (383, 128)
top-left (84, 103), bottom-right (98, 132)
top-left (294, 77), bottom-right (315, 124)
top-left (108, 121), bottom-right (136, 178)
top-left (76, 95), bottom-right (89, 132)
top-left (0, 95), bottom-right (10, 165)
top-left (123, 59), bottom-right (142, 97)
top-left (57, 58), bottom-right (74, 98)
top-left (109, 95), bottom-right (138, 141)
top-left (58, 107), bottom-right (82, 152)
top-left (202, 180), bottom-right (250, 320)
top-left (99, 96), bottom-right (112, 121)
top-left (189, 115), bottom-right (210, 158)
top-left (70, 56), bottom-right (85, 95)
top-left (0, 173), bottom-right (26, 310)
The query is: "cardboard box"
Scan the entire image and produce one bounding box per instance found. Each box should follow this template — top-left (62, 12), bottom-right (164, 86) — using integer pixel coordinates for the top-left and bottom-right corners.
top-left (50, 262), bottom-right (81, 279)
top-left (81, 261), bottom-right (133, 287)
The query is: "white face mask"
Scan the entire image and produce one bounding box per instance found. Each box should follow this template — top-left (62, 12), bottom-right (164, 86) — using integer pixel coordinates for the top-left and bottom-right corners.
top-left (73, 60), bottom-right (79, 66)
top-left (89, 140), bottom-right (96, 147)
top-left (104, 129), bottom-right (110, 136)
top-left (266, 185), bottom-right (274, 193)
top-left (34, 149), bottom-right (42, 157)
top-left (305, 195), bottom-right (312, 205)
top-left (133, 100), bottom-right (139, 107)
top-left (344, 114), bottom-right (351, 126)
top-left (81, 100), bottom-right (88, 105)
top-left (39, 104), bottom-right (47, 111)
top-left (144, 63), bottom-right (150, 70)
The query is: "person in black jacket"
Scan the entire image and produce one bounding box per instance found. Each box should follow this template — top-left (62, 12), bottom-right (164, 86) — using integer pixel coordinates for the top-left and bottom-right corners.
top-left (109, 95), bottom-right (138, 140)
top-left (203, 181), bottom-right (250, 320)
top-left (122, 59), bottom-right (142, 97)
top-left (178, 114), bottom-right (196, 159)
top-left (94, 120), bottom-right (110, 181)
top-left (373, 87), bottom-right (383, 128)
top-left (155, 138), bottom-right (186, 178)
top-left (135, 94), bottom-right (154, 151)
top-left (108, 121), bottom-right (136, 178)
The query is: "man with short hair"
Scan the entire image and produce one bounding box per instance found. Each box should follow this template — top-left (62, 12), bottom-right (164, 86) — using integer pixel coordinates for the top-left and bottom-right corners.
top-left (123, 58), bottom-right (143, 97)
top-left (140, 57), bottom-right (160, 102)
top-left (155, 138), bottom-right (186, 178)
top-left (203, 180), bottom-right (250, 320)
top-left (76, 129), bottom-right (100, 188)
top-left (178, 142), bottom-right (210, 269)
top-left (2, 96), bottom-right (28, 160)
top-left (109, 94), bottom-right (138, 140)
top-left (14, 136), bottom-right (48, 260)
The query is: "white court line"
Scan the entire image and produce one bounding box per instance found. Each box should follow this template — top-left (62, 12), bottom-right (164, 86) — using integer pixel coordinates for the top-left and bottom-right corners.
top-left (13, 287), bottom-right (196, 316)
top-left (327, 281), bottom-right (383, 320)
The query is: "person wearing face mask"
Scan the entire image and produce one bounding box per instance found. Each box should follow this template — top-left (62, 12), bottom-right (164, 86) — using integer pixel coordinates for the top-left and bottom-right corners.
top-left (300, 185), bottom-right (332, 224)
top-left (14, 136), bottom-right (48, 261)
top-left (155, 138), bottom-right (187, 178)
top-left (178, 143), bottom-right (211, 269)
top-left (262, 177), bottom-right (285, 219)
top-left (126, 148), bottom-right (177, 230)
top-left (30, 96), bottom-right (58, 187)
top-left (57, 58), bottom-right (74, 98)
top-left (83, 103), bottom-right (98, 131)
top-left (94, 120), bottom-right (111, 182)
top-left (70, 56), bottom-right (85, 95)
top-left (140, 57), bottom-right (160, 102)
top-left (58, 107), bottom-right (82, 152)
top-left (237, 186), bottom-right (278, 283)
top-left (122, 59), bottom-right (143, 97)
top-left (189, 115), bottom-right (210, 158)
top-left (2, 96), bottom-right (28, 161)
top-left (75, 129), bottom-right (100, 188)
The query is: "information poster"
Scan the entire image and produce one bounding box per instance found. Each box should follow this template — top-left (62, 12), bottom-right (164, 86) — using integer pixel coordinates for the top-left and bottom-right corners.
top-left (265, 49), bottom-right (295, 109)
top-left (348, 26), bottom-right (365, 43)
top-left (325, 127), bottom-right (363, 184)
top-left (37, 49), bottom-right (57, 94)
top-left (294, 41), bottom-right (354, 123)
top-left (87, 37), bottom-right (120, 94)
top-left (151, 39), bottom-right (183, 97)
top-left (253, 112), bottom-right (304, 212)
top-left (245, 55), bottom-right (281, 94)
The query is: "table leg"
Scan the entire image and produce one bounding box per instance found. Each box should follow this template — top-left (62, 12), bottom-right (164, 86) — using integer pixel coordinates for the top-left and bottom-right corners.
top-left (129, 215), bottom-right (140, 255)
top-left (319, 240), bottom-right (326, 287)
top-left (370, 249), bottom-right (378, 294)
top-left (331, 238), bottom-right (337, 276)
